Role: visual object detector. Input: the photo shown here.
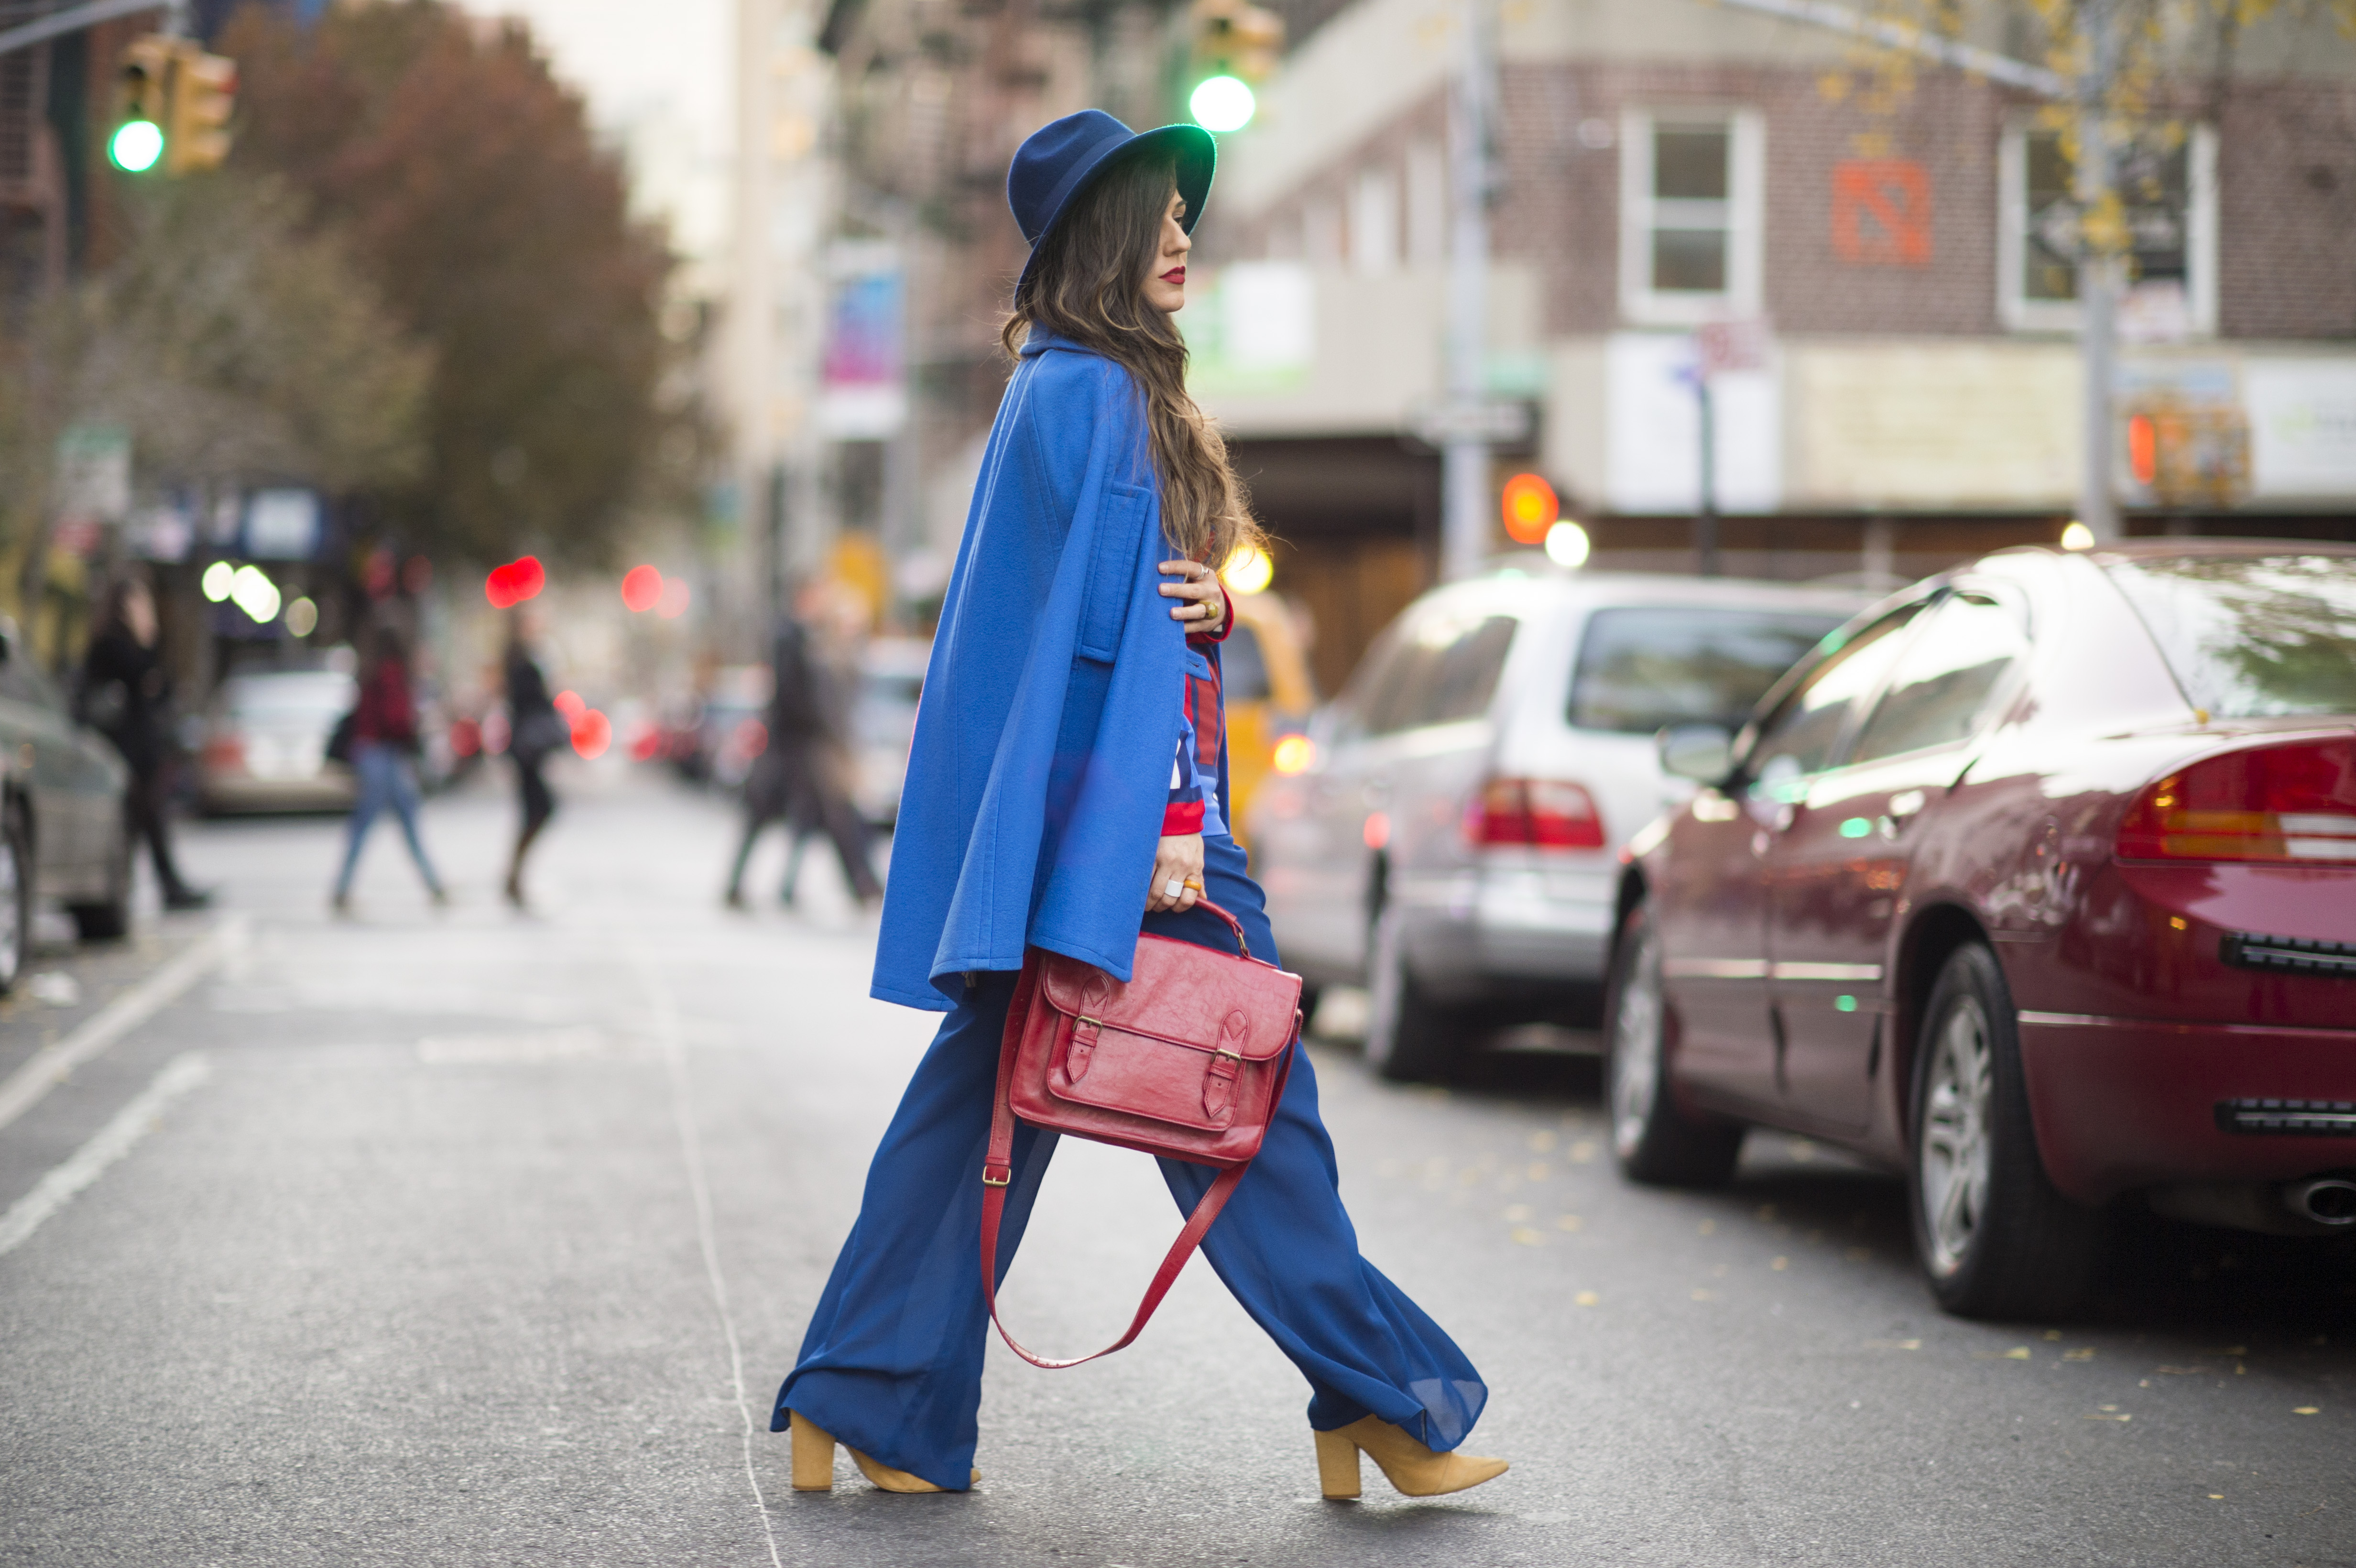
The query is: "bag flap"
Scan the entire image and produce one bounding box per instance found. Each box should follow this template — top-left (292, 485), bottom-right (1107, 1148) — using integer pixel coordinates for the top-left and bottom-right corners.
top-left (1037, 938), bottom-right (1300, 1061)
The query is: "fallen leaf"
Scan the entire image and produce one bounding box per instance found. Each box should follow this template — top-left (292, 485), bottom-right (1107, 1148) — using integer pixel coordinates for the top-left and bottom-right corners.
top-left (1572, 1290), bottom-right (1599, 1307)
top-left (1527, 1130), bottom-right (1557, 1152)
top-left (1569, 1141), bottom-right (1597, 1164)
top-left (1510, 1227), bottom-right (1544, 1246)
top-left (1691, 1289), bottom-right (1715, 1301)
top-left (1526, 1161), bottom-right (1549, 1180)
top-left (2208, 1494), bottom-right (2224, 1500)
top-left (1556, 1213), bottom-right (1583, 1231)
top-left (2063, 1348), bottom-right (2094, 1361)
top-left (2156, 1366), bottom-right (2210, 1375)
top-left (2085, 1413), bottom-right (2132, 1422)
top-left (2293, 1406), bottom-right (2320, 1416)
top-left (1699, 1219), bottom-right (1717, 1236)
top-left (1975, 1347), bottom-right (2034, 1361)
top-left (1771, 1256), bottom-right (1789, 1271)
top-left (2044, 1329), bottom-right (2065, 1341)
top-left (1503, 1204), bottom-right (1533, 1222)
top-left (1865, 1339), bottom-right (1921, 1350)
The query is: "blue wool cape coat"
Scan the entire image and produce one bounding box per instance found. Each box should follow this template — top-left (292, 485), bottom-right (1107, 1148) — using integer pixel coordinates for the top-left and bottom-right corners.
top-left (871, 333), bottom-right (1190, 1010)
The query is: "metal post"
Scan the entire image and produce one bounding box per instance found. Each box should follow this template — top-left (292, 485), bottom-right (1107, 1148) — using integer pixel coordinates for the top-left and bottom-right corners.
top-left (2076, 0), bottom-right (2122, 543)
top-left (1695, 378), bottom-right (1720, 577)
top-left (1439, 0), bottom-right (1494, 582)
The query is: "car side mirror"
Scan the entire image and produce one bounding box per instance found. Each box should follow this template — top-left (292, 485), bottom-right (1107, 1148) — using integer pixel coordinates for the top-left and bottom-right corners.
top-left (1658, 723), bottom-right (1734, 784)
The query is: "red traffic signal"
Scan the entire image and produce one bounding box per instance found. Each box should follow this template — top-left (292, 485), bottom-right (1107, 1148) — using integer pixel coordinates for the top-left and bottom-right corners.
top-left (622, 564), bottom-right (663, 612)
top-left (484, 555), bottom-right (545, 608)
top-left (1501, 473), bottom-right (1559, 545)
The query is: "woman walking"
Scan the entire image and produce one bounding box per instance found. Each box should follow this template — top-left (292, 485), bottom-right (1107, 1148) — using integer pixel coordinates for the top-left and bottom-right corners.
top-left (330, 627), bottom-right (446, 911)
top-left (502, 610), bottom-right (563, 907)
top-left (772, 111), bottom-right (1505, 1500)
top-left (81, 575), bottom-right (209, 911)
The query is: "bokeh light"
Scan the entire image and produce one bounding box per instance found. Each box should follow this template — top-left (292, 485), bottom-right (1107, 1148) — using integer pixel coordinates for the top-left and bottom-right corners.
top-left (109, 120), bottom-right (164, 173)
top-left (1222, 544), bottom-right (1274, 595)
top-left (285, 596), bottom-right (319, 636)
top-left (1501, 473), bottom-right (1560, 544)
top-left (1362, 810), bottom-right (1390, 850)
top-left (229, 566), bottom-right (281, 625)
top-left (553, 689), bottom-right (586, 719)
top-left (485, 555), bottom-right (546, 608)
top-left (622, 564), bottom-right (663, 612)
top-left (569, 708), bottom-right (612, 759)
top-left (1189, 75), bottom-right (1255, 133)
top-left (1544, 520), bottom-right (1591, 569)
top-left (201, 561), bottom-right (235, 602)
top-left (2060, 520), bottom-right (2095, 550)
top-left (655, 576), bottom-right (692, 619)
top-left (1272, 734), bottom-right (1316, 775)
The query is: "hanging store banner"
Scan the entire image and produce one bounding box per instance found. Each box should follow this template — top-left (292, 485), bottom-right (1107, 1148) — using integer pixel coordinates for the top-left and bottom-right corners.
top-left (818, 241), bottom-right (907, 439)
top-left (1604, 332), bottom-right (1781, 515)
top-left (2244, 359), bottom-right (2356, 502)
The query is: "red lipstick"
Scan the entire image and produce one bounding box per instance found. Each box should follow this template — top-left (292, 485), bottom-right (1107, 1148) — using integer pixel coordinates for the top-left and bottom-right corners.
top-left (1160, 267), bottom-right (1186, 284)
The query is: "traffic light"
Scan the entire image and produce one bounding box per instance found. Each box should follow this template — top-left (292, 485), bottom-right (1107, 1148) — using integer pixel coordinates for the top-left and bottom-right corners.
top-left (167, 45), bottom-right (237, 174)
top-left (109, 35), bottom-right (172, 172)
top-left (108, 35), bottom-right (237, 177)
top-left (1187, 0), bottom-right (1283, 133)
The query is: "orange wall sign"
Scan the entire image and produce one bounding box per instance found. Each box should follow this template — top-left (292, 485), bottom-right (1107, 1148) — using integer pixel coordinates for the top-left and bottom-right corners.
top-left (1830, 159), bottom-right (1931, 267)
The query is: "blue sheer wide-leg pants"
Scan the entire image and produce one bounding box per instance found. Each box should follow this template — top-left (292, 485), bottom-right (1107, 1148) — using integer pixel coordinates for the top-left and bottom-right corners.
top-left (771, 834), bottom-right (1487, 1492)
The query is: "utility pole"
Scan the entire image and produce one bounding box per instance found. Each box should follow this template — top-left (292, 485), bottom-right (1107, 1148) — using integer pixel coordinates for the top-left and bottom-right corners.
top-left (1439, 0), bottom-right (1497, 583)
top-left (2074, 0), bottom-right (2123, 542)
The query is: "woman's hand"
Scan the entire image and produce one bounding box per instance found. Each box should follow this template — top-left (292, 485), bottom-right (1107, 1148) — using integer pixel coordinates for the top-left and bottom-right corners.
top-left (1159, 559), bottom-right (1225, 634)
top-left (1147, 832), bottom-right (1206, 914)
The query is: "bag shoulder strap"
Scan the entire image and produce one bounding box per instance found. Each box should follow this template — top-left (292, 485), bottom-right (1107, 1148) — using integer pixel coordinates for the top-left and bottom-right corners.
top-left (977, 948), bottom-right (1292, 1371)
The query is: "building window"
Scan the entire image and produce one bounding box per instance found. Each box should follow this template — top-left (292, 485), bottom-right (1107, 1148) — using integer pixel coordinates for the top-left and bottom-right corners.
top-left (1619, 108), bottom-right (1765, 326)
top-left (1350, 166), bottom-right (1399, 274)
top-left (1999, 122), bottom-right (2216, 336)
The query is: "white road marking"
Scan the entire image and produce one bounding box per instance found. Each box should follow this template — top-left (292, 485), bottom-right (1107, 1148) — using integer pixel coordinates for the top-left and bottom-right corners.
top-left (0, 1052), bottom-right (211, 1260)
top-left (0, 916), bottom-right (247, 1134)
top-left (633, 944), bottom-right (785, 1567)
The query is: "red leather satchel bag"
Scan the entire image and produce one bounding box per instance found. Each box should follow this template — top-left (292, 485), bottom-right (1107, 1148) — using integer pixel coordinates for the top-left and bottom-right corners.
top-left (981, 899), bottom-right (1303, 1368)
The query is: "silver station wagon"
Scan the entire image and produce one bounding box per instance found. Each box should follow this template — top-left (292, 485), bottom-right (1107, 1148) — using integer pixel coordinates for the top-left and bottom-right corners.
top-left (1246, 562), bottom-right (1863, 1079)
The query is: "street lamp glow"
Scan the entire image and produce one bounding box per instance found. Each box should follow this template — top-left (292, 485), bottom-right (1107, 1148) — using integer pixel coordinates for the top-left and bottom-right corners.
top-left (1221, 543), bottom-right (1273, 595)
top-left (229, 565), bottom-right (281, 625)
top-left (2060, 520), bottom-right (2095, 551)
top-left (1545, 520), bottom-right (1591, 570)
top-left (1189, 75), bottom-right (1255, 133)
top-left (201, 560), bottom-right (236, 602)
top-left (109, 120), bottom-right (164, 173)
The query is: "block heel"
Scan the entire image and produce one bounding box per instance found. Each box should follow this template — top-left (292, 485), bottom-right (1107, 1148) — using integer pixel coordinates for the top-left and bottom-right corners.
top-left (789, 1412), bottom-right (837, 1492)
top-left (1315, 1426), bottom-right (1363, 1499)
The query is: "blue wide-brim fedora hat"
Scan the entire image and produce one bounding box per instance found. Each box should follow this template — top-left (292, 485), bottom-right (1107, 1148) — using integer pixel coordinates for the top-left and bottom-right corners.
top-left (1006, 109), bottom-right (1215, 294)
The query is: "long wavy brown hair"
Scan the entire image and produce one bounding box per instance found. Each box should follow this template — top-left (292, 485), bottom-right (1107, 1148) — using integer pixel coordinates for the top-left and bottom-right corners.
top-left (1000, 151), bottom-right (1264, 569)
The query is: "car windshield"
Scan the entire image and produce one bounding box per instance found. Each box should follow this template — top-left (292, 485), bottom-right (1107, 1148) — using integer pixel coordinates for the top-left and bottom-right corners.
top-left (223, 673), bottom-right (353, 718)
top-left (1568, 607), bottom-right (1848, 734)
top-left (2104, 554), bottom-right (2356, 719)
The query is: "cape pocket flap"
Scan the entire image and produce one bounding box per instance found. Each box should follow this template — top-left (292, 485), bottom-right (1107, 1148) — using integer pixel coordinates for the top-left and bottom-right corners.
top-left (1038, 941), bottom-right (1300, 1062)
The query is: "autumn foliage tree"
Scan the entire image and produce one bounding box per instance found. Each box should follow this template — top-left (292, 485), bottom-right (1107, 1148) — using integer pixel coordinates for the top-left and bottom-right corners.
top-left (218, 0), bottom-right (688, 566)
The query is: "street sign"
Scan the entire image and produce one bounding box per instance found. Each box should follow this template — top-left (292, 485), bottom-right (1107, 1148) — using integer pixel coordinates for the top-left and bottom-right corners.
top-left (1410, 399), bottom-right (1532, 446)
top-left (1694, 319), bottom-right (1770, 380)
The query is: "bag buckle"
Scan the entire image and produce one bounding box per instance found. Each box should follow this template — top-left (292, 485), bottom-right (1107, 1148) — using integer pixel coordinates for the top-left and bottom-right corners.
top-left (982, 1164), bottom-right (1012, 1187)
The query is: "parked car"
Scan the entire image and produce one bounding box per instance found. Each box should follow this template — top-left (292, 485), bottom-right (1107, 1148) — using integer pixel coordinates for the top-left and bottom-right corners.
top-left (1608, 541), bottom-right (2356, 1319)
top-left (849, 636), bottom-right (928, 829)
top-left (0, 622), bottom-right (131, 985)
top-left (1246, 562), bottom-right (1863, 1078)
top-left (197, 668), bottom-right (358, 814)
top-left (1220, 590), bottom-right (1318, 850)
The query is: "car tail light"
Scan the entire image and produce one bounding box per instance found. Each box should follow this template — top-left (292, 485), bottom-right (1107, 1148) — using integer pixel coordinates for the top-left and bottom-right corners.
top-left (203, 734), bottom-right (246, 773)
top-left (1466, 777), bottom-right (1606, 849)
top-left (2116, 738), bottom-right (2356, 864)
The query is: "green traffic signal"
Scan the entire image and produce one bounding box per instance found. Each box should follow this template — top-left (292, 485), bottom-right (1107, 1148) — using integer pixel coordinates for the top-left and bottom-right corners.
top-left (1189, 74), bottom-right (1254, 132)
top-left (109, 119), bottom-right (164, 172)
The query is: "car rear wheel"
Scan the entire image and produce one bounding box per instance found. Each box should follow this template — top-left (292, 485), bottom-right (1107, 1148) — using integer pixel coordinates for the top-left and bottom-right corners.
top-left (1363, 906), bottom-right (1460, 1082)
top-left (1908, 944), bottom-right (2106, 1319)
top-left (0, 806), bottom-right (29, 995)
top-left (69, 822), bottom-right (132, 942)
top-left (1604, 899), bottom-right (1744, 1186)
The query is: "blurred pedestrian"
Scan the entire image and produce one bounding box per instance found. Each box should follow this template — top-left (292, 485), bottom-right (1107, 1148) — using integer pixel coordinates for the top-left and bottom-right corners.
top-left (772, 113), bottom-right (1504, 1500)
top-left (330, 626), bottom-right (446, 911)
top-left (80, 573), bottom-right (210, 911)
top-left (502, 609), bottom-right (564, 907)
top-left (723, 606), bottom-right (881, 912)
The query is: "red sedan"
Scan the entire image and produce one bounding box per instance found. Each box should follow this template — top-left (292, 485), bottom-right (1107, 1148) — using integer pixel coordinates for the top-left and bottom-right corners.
top-left (1606, 541), bottom-right (2356, 1318)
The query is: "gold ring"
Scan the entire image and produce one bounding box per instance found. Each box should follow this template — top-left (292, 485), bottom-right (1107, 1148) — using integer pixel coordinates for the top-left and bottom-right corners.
top-left (1183, 877), bottom-right (1203, 891)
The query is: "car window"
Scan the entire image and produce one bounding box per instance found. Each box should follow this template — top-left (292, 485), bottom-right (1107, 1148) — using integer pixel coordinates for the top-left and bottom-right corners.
top-left (1849, 591), bottom-right (2029, 764)
top-left (1368, 614), bottom-right (1516, 735)
top-left (223, 674), bottom-right (356, 719)
top-left (1747, 604), bottom-right (1924, 793)
top-left (1222, 624), bottom-right (1272, 703)
top-left (1330, 624), bottom-right (1411, 744)
top-left (1568, 607), bottom-right (1847, 734)
top-left (2102, 553), bottom-right (2356, 718)
top-left (0, 656), bottom-right (61, 713)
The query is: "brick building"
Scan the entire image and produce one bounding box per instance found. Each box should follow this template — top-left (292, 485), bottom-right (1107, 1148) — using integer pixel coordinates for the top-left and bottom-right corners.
top-left (1195, 0), bottom-right (2356, 691)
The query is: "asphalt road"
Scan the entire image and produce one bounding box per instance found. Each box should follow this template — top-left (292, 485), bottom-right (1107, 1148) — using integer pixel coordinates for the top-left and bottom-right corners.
top-left (1, 763), bottom-right (2349, 1568)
